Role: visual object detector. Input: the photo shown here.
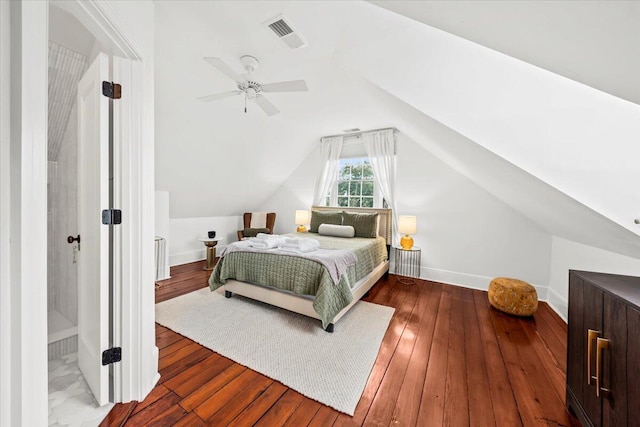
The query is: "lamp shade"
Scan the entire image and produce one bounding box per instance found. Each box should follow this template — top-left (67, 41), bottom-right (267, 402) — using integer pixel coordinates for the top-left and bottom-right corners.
top-left (295, 210), bottom-right (310, 225)
top-left (398, 215), bottom-right (417, 235)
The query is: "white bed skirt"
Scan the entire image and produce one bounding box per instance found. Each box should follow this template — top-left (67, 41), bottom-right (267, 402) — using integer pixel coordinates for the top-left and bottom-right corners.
top-left (222, 260), bottom-right (389, 327)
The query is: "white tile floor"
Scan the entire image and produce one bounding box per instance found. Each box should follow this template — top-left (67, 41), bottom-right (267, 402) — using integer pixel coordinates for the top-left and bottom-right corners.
top-left (48, 353), bottom-right (114, 427)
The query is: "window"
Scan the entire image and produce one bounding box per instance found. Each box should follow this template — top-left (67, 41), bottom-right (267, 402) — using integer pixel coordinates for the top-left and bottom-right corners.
top-left (326, 157), bottom-right (379, 207)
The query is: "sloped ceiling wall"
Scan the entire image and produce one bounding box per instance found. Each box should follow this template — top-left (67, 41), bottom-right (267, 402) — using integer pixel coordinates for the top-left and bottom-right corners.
top-left (371, 0), bottom-right (640, 105)
top-left (155, 1), bottom-right (640, 259)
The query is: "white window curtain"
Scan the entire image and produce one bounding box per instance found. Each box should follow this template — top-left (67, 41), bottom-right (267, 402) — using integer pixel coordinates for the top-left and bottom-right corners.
top-left (312, 136), bottom-right (344, 206)
top-left (362, 129), bottom-right (398, 241)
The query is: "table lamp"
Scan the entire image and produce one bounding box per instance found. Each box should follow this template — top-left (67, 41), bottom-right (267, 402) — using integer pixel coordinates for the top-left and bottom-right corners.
top-left (295, 210), bottom-right (310, 232)
top-left (398, 215), bottom-right (417, 249)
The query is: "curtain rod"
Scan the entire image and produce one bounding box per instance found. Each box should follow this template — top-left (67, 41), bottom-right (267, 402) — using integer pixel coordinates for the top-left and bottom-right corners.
top-left (321, 127), bottom-right (398, 140)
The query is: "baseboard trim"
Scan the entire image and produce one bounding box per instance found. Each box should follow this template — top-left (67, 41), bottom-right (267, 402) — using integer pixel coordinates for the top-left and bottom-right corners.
top-left (170, 250), bottom-right (205, 267)
top-left (394, 265), bottom-right (548, 301)
top-left (169, 244), bottom-right (228, 267)
top-left (546, 287), bottom-right (568, 322)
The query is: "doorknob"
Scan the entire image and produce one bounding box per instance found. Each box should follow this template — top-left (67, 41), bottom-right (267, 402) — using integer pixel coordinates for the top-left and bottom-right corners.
top-left (67, 234), bottom-right (80, 251)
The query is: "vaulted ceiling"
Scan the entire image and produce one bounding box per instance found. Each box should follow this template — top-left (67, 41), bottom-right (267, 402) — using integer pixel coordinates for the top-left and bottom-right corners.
top-left (154, 1), bottom-right (640, 257)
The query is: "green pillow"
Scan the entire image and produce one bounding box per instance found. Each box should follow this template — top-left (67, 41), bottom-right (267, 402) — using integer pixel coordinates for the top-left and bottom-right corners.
top-left (309, 211), bottom-right (343, 233)
top-left (242, 228), bottom-right (271, 238)
top-left (342, 211), bottom-right (379, 238)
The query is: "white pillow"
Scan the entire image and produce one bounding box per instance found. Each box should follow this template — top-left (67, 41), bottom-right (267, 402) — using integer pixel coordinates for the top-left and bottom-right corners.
top-left (318, 223), bottom-right (355, 238)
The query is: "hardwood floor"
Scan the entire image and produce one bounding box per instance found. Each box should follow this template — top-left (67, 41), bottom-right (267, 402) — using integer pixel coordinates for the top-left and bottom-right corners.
top-left (104, 261), bottom-right (580, 426)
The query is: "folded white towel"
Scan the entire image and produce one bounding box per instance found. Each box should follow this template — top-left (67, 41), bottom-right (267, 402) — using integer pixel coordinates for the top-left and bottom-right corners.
top-left (250, 212), bottom-right (267, 228)
top-left (278, 238), bottom-right (320, 253)
top-left (279, 245), bottom-right (319, 253)
top-left (256, 233), bottom-right (279, 240)
top-left (248, 238), bottom-right (283, 250)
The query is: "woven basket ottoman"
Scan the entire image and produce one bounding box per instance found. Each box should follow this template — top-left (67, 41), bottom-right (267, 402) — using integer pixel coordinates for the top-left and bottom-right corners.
top-left (488, 277), bottom-right (538, 316)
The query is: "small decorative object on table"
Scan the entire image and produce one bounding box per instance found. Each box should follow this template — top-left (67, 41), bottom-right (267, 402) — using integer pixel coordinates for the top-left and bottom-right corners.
top-left (393, 245), bottom-right (421, 285)
top-left (488, 277), bottom-right (538, 316)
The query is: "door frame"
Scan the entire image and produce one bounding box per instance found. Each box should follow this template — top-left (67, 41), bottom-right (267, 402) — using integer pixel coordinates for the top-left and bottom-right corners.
top-left (0, 1), bottom-right (157, 425)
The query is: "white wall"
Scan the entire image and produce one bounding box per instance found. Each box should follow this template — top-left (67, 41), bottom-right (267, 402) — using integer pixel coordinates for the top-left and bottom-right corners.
top-left (260, 134), bottom-right (553, 295)
top-left (372, 1), bottom-right (640, 105)
top-left (335, 7), bottom-right (640, 238)
top-left (548, 236), bottom-right (640, 321)
top-left (168, 215), bottom-right (240, 266)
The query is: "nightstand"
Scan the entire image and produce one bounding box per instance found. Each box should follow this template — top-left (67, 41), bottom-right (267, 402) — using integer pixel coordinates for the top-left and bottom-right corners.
top-left (199, 237), bottom-right (224, 271)
top-left (393, 246), bottom-right (421, 279)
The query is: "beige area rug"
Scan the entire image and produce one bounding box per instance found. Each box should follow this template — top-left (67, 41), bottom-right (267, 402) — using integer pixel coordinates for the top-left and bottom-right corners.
top-left (155, 287), bottom-right (394, 415)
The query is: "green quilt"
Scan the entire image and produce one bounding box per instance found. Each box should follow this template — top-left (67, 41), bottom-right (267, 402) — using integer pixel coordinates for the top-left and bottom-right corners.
top-left (208, 234), bottom-right (387, 328)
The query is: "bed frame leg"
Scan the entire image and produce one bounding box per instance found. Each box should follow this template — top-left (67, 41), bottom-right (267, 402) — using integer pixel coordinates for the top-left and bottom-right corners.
top-left (225, 290), bottom-right (233, 298)
top-left (324, 323), bottom-right (334, 333)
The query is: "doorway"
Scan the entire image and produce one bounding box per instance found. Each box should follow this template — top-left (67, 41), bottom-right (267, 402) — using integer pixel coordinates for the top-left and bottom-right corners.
top-left (47, 5), bottom-right (115, 425)
top-left (2, 2), bottom-right (157, 424)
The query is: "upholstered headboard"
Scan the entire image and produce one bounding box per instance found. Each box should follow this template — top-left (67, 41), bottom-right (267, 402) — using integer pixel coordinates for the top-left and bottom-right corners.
top-left (311, 206), bottom-right (393, 244)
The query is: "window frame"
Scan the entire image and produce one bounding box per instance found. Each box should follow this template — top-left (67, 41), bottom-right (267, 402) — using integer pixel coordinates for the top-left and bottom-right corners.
top-left (326, 156), bottom-right (382, 208)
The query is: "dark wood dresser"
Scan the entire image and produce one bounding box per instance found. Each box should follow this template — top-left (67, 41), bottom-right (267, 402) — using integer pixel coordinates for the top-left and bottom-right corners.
top-left (567, 270), bottom-right (640, 426)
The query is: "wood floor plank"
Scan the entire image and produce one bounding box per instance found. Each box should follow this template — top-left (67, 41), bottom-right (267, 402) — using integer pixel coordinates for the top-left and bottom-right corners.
top-left (163, 353), bottom-right (229, 397)
top-left (461, 289), bottom-right (496, 427)
top-left (130, 384), bottom-right (170, 416)
top-left (282, 399), bottom-right (322, 427)
top-left (109, 267), bottom-right (575, 427)
top-left (123, 391), bottom-right (182, 427)
top-left (158, 336), bottom-right (194, 358)
top-left (227, 382), bottom-right (289, 427)
top-left (533, 303), bottom-right (568, 369)
top-left (159, 347), bottom-right (212, 384)
top-left (156, 331), bottom-right (184, 350)
top-left (202, 375), bottom-right (274, 424)
top-left (486, 296), bottom-right (571, 426)
top-left (179, 364), bottom-right (246, 412)
top-left (158, 342), bottom-right (202, 371)
top-left (443, 286), bottom-right (469, 426)
top-left (389, 282), bottom-right (442, 427)
top-left (364, 281), bottom-right (433, 426)
top-left (334, 276), bottom-right (420, 426)
top-left (254, 389), bottom-right (306, 426)
top-left (308, 405), bottom-right (339, 427)
top-left (172, 412), bottom-right (206, 427)
top-left (472, 290), bottom-right (524, 427)
top-left (416, 285), bottom-right (452, 426)
top-left (100, 401), bottom-right (136, 427)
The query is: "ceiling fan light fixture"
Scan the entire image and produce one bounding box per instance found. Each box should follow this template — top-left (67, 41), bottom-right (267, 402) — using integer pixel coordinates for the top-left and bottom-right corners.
top-left (246, 87), bottom-right (257, 99)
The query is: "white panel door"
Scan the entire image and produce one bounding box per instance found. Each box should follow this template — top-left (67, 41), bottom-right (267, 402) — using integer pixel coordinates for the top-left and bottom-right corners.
top-left (77, 52), bottom-right (110, 406)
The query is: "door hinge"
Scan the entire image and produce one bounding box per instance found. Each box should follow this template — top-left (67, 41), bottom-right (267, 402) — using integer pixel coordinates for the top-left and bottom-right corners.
top-left (102, 209), bottom-right (122, 225)
top-left (102, 81), bottom-right (122, 99)
top-left (102, 347), bottom-right (122, 365)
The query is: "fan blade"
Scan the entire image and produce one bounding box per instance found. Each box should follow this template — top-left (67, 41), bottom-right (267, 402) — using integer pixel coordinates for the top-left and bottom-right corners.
top-left (261, 80), bottom-right (308, 93)
top-left (198, 90), bottom-right (242, 102)
top-left (203, 57), bottom-right (246, 84)
top-left (254, 94), bottom-right (280, 116)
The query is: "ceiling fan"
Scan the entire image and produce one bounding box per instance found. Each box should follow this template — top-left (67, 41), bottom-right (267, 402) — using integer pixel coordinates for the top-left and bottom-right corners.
top-left (198, 55), bottom-right (308, 117)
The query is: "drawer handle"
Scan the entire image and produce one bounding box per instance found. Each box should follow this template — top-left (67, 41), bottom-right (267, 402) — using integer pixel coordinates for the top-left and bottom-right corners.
top-left (596, 337), bottom-right (610, 398)
top-left (587, 329), bottom-right (600, 385)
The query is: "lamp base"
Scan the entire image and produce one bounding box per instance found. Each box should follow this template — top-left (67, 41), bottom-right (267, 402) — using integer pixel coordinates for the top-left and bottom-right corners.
top-left (400, 235), bottom-right (414, 250)
top-left (297, 225), bottom-right (307, 232)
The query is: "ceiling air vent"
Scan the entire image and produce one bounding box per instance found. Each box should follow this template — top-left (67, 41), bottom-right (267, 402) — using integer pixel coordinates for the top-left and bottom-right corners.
top-left (263, 15), bottom-right (308, 50)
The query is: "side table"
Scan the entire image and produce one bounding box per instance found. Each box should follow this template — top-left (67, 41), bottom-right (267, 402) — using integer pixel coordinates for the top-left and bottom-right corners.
top-left (199, 238), bottom-right (224, 271)
top-left (393, 246), bottom-right (421, 281)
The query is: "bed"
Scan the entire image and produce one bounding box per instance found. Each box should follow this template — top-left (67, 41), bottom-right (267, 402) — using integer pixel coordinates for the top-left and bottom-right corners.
top-left (208, 207), bottom-right (392, 332)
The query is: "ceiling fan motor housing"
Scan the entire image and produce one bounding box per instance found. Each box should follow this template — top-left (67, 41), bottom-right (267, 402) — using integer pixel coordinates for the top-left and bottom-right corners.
top-left (238, 81), bottom-right (263, 96)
